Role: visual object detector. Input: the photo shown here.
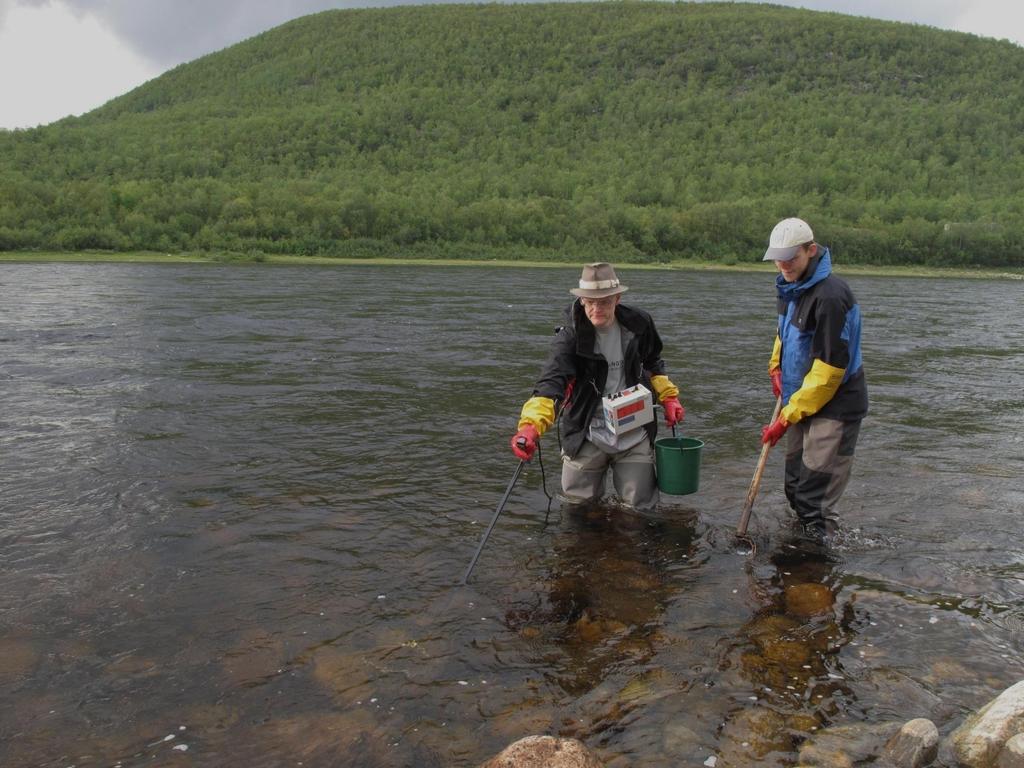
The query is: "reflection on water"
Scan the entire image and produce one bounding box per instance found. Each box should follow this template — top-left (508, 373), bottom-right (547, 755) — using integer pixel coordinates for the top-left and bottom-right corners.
top-left (1, 263), bottom-right (1022, 767)
top-left (722, 539), bottom-right (852, 766)
top-left (509, 506), bottom-right (696, 695)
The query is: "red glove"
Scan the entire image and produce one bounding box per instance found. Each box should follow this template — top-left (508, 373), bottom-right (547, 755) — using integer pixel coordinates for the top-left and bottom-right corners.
top-left (761, 417), bottom-right (789, 447)
top-left (662, 397), bottom-right (685, 427)
top-left (511, 424), bottom-right (539, 461)
top-left (769, 368), bottom-right (783, 399)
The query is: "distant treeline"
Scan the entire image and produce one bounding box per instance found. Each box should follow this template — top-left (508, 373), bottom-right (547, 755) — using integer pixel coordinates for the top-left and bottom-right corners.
top-left (1, 2), bottom-right (1022, 267)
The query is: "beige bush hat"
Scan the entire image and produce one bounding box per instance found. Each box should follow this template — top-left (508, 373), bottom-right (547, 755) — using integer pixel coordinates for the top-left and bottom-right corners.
top-left (763, 217), bottom-right (814, 261)
top-left (569, 262), bottom-right (629, 298)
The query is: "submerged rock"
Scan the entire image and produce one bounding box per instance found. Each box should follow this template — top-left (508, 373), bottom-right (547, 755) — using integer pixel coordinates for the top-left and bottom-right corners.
top-left (716, 706), bottom-right (792, 766)
top-left (489, 705), bottom-right (557, 745)
top-left (617, 676), bottom-right (654, 705)
top-left (784, 584), bottom-right (835, 618)
top-left (0, 639), bottom-right (38, 682)
top-left (222, 627), bottom-right (286, 686)
top-left (746, 614), bottom-right (802, 642)
top-left (949, 680), bottom-right (1024, 768)
top-left (797, 722), bottom-right (901, 767)
top-left (239, 710), bottom-right (390, 765)
top-left (862, 667), bottom-right (945, 722)
top-left (762, 638), bottom-right (812, 668)
top-left (787, 712), bottom-right (825, 736)
top-left (661, 722), bottom-right (703, 757)
top-left (796, 743), bottom-right (855, 768)
top-left (926, 659), bottom-right (978, 687)
top-left (570, 610), bottom-right (628, 644)
top-left (310, 646), bottom-right (375, 703)
top-left (479, 735), bottom-right (605, 768)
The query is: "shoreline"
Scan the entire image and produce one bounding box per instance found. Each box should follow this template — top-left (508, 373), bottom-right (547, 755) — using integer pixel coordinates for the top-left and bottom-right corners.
top-left (1, 250), bottom-right (1021, 280)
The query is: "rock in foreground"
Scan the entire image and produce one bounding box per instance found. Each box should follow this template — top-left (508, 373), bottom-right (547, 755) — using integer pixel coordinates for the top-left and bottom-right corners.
top-left (882, 718), bottom-right (938, 768)
top-left (479, 735), bottom-right (605, 768)
top-left (950, 680), bottom-right (1024, 768)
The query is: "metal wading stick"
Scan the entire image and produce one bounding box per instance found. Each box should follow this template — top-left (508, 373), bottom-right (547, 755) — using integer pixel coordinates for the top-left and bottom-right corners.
top-left (736, 395), bottom-right (783, 539)
top-left (462, 441), bottom-right (529, 584)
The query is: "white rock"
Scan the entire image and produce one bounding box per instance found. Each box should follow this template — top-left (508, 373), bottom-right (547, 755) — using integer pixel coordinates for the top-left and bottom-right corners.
top-left (996, 733), bottom-right (1024, 768)
top-left (478, 735), bottom-right (605, 768)
top-left (950, 680), bottom-right (1024, 768)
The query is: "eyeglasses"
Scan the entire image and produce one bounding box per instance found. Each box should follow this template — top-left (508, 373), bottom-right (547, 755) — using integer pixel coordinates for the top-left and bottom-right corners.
top-left (580, 296), bottom-right (617, 308)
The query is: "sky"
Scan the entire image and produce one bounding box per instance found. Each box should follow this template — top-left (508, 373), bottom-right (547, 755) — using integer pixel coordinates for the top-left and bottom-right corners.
top-left (1, 0), bottom-right (1022, 130)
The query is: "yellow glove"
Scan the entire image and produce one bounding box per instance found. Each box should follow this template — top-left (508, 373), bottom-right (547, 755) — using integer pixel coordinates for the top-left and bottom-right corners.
top-left (781, 359), bottom-right (845, 424)
top-left (649, 374), bottom-right (679, 402)
top-left (517, 396), bottom-right (556, 436)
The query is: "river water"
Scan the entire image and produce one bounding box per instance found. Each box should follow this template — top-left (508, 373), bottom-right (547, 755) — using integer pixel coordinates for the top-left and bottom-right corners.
top-left (1, 262), bottom-right (1022, 767)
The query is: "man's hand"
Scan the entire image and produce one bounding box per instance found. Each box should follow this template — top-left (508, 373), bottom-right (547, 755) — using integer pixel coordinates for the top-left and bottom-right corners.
top-left (761, 416), bottom-right (789, 447)
top-left (511, 424), bottom-right (540, 461)
top-left (662, 397), bottom-right (685, 427)
top-left (769, 368), bottom-right (782, 399)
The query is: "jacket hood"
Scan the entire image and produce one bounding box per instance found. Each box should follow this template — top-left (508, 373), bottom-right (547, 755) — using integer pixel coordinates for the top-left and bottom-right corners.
top-left (776, 247), bottom-right (833, 302)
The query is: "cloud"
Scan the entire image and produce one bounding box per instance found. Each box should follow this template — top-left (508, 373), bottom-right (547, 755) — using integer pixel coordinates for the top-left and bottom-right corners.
top-left (722, 0), bottom-right (1021, 44)
top-left (0, 2), bottom-right (161, 128)
top-left (3, 0), bottom-right (1020, 75)
top-left (768, 0), bottom-right (965, 27)
top-left (951, 1), bottom-right (1024, 44)
top-left (5, 0), bottom-right (354, 67)
top-left (1, 0), bottom-right (510, 71)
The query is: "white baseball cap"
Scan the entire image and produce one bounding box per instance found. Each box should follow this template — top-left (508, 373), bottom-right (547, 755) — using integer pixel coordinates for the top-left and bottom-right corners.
top-left (763, 218), bottom-right (814, 261)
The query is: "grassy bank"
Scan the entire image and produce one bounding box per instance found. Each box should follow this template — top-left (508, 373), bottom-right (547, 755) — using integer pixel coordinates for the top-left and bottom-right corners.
top-left (0, 251), bottom-right (209, 264)
top-left (2, 250), bottom-right (1022, 280)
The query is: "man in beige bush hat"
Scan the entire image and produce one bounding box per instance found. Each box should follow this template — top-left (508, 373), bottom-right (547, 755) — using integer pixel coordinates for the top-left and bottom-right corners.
top-left (510, 262), bottom-right (685, 512)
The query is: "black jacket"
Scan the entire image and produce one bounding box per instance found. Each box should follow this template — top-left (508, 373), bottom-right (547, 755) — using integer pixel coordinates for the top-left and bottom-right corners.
top-left (531, 300), bottom-right (670, 458)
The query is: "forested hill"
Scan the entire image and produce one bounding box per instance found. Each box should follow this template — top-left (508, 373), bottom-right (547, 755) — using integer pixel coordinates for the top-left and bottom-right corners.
top-left (2, 2), bottom-right (1023, 267)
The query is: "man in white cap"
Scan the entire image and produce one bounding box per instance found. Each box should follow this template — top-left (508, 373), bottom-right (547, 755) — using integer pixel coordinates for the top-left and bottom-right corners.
top-left (510, 262), bottom-right (685, 513)
top-left (761, 218), bottom-right (868, 539)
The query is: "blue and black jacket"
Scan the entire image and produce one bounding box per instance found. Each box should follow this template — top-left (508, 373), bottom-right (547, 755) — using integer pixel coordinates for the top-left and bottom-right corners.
top-left (770, 247), bottom-right (868, 424)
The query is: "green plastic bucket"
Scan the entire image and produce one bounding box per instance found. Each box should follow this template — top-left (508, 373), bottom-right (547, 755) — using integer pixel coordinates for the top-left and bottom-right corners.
top-left (655, 436), bottom-right (704, 495)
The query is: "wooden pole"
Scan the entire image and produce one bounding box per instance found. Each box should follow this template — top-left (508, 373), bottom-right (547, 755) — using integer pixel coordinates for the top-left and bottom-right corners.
top-left (736, 396), bottom-right (783, 537)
